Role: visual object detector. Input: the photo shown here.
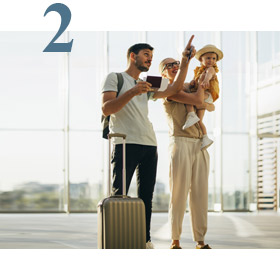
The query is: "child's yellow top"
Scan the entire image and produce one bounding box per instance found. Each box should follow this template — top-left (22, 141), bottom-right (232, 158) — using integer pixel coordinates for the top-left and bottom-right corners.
top-left (191, 64), bottom-right (220, 102)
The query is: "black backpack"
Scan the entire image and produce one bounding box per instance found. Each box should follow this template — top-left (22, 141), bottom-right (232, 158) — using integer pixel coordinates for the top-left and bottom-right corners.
top-left (101, 73), bottom-right (124, 139)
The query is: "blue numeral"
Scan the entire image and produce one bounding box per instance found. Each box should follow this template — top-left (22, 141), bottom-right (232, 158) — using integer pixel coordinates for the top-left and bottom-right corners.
top-left (43, 3), bottom-right (74, 52)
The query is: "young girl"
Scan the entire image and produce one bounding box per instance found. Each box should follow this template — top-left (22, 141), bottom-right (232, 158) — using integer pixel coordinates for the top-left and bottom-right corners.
top-left (182, 44), bottom-right (223, 150)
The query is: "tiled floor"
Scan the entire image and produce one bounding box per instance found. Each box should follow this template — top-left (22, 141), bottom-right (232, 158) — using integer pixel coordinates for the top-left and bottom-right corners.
top-left (0, 212), bottom-right (280, 249)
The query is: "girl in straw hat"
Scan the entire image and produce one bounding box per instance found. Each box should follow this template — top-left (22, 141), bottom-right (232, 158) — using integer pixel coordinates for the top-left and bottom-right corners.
top-left (182, 44), bottom-right (223, 150)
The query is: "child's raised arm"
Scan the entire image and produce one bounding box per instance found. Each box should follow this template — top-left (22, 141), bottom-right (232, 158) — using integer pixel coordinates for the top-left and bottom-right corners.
top-left (201, 66), bottom-right (215, 89)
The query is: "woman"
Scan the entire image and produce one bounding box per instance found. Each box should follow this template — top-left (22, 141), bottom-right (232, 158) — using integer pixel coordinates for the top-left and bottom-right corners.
top-left (159, 56), bottom-right (214, 249)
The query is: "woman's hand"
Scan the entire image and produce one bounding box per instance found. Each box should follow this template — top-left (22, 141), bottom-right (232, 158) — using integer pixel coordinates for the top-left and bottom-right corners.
top-left (182, 35), bottom-right (196, 61)
top-left (196, 103), bottom-right (215, 111)
top-left (190, 79), bottom-right (196, 88)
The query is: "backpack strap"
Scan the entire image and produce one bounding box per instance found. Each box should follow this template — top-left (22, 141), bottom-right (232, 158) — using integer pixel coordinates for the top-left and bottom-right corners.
top-left (102, 73), bottom-right (124, 139)
top-left (115, 72), bottom-right (124, 97)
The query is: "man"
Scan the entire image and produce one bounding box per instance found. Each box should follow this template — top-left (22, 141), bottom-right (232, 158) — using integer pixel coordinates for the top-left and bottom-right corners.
top-left (101, 35), bottom-right (195, 249)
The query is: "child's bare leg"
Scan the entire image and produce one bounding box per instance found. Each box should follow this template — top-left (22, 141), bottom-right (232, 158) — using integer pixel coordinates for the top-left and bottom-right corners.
top-left (197, 109), bottom-right (207, 135)
top-left (182, 83), bottom-right (206, 131)
top-left (186, 104), bottom-right (194, 112)
top-left (197, 109), bottom-right (214, 150)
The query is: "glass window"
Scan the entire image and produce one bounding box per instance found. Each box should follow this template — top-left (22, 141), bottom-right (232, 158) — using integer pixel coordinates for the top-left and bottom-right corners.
top-left (258, 32), bottom-right (273, 64)
top-left (69, 131), bottom-right (104, 211)
top-left (274, 32), bottom-right (280, 54)
top-left (108, 31), bottom-right (144, 73)
top-left (152, 132), bottom-right (171, 211)
top-left (146, 32), bottom-right (179, 76)
top-left (69, 32), bottom-right (104, 130)
top-left (0, 32), bottom-right (63, 129)
top-left (257, 31), bottom-right (273, 81)
top-left (222, 32), bottom-right (247, 133)
top-left (222, 134), bottom-right (249, 210)
top-left (0, 131), bottom-right (64, 211)
top-left (273, 32), bottom-right (280, 77)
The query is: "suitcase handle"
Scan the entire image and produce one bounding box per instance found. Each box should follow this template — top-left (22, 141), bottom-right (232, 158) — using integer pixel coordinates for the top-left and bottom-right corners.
top-left (108, 133), bottom-right (126, 197)
top-left (108, 133), bottom-right (126, 139)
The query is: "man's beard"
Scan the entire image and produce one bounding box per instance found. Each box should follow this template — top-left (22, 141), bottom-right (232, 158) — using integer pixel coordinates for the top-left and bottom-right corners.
top-left (135, 57), bottom-right (150, 72)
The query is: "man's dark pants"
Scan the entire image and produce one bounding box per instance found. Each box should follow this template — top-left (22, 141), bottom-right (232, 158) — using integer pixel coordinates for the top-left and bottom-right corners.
top-left (111, 144), bottom-right (158, 242)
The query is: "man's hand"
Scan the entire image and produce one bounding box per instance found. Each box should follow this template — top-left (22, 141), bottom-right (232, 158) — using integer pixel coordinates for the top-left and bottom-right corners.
top-left (131, 81), bottom-right (153, 96)
top-left (102, 81), bottom-right (153, 116)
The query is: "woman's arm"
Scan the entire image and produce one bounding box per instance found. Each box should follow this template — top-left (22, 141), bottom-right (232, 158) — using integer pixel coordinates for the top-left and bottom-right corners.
top-left (196, 103), bottom-right (215, 112)
top-left (167, 85), bottom-right (205, 106)
top-left (153, 35), bottom-right (195, 99)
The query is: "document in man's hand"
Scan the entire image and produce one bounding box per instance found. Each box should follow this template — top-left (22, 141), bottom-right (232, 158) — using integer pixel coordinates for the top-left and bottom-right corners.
top-left (145, 75), bottom-right (168, 91)
top-left (146, 76), bottom-right (162, 88)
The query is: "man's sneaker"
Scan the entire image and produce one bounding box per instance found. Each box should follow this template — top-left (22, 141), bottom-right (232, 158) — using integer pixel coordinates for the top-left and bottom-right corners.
top-left (182, 113), bottom-right (200, 130)
top-left (146, 241), bottom-right (155, 249)
top-left (201, 135), bottom-right (213, 150)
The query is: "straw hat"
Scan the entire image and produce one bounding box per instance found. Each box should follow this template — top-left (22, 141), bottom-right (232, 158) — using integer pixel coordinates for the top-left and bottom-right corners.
top-left (195, 44), bottom-right (223, 61)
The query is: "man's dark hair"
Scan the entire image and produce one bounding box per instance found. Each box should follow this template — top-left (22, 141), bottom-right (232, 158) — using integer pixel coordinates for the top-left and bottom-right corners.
top-left (127, 43), bottom-right (154, 60)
